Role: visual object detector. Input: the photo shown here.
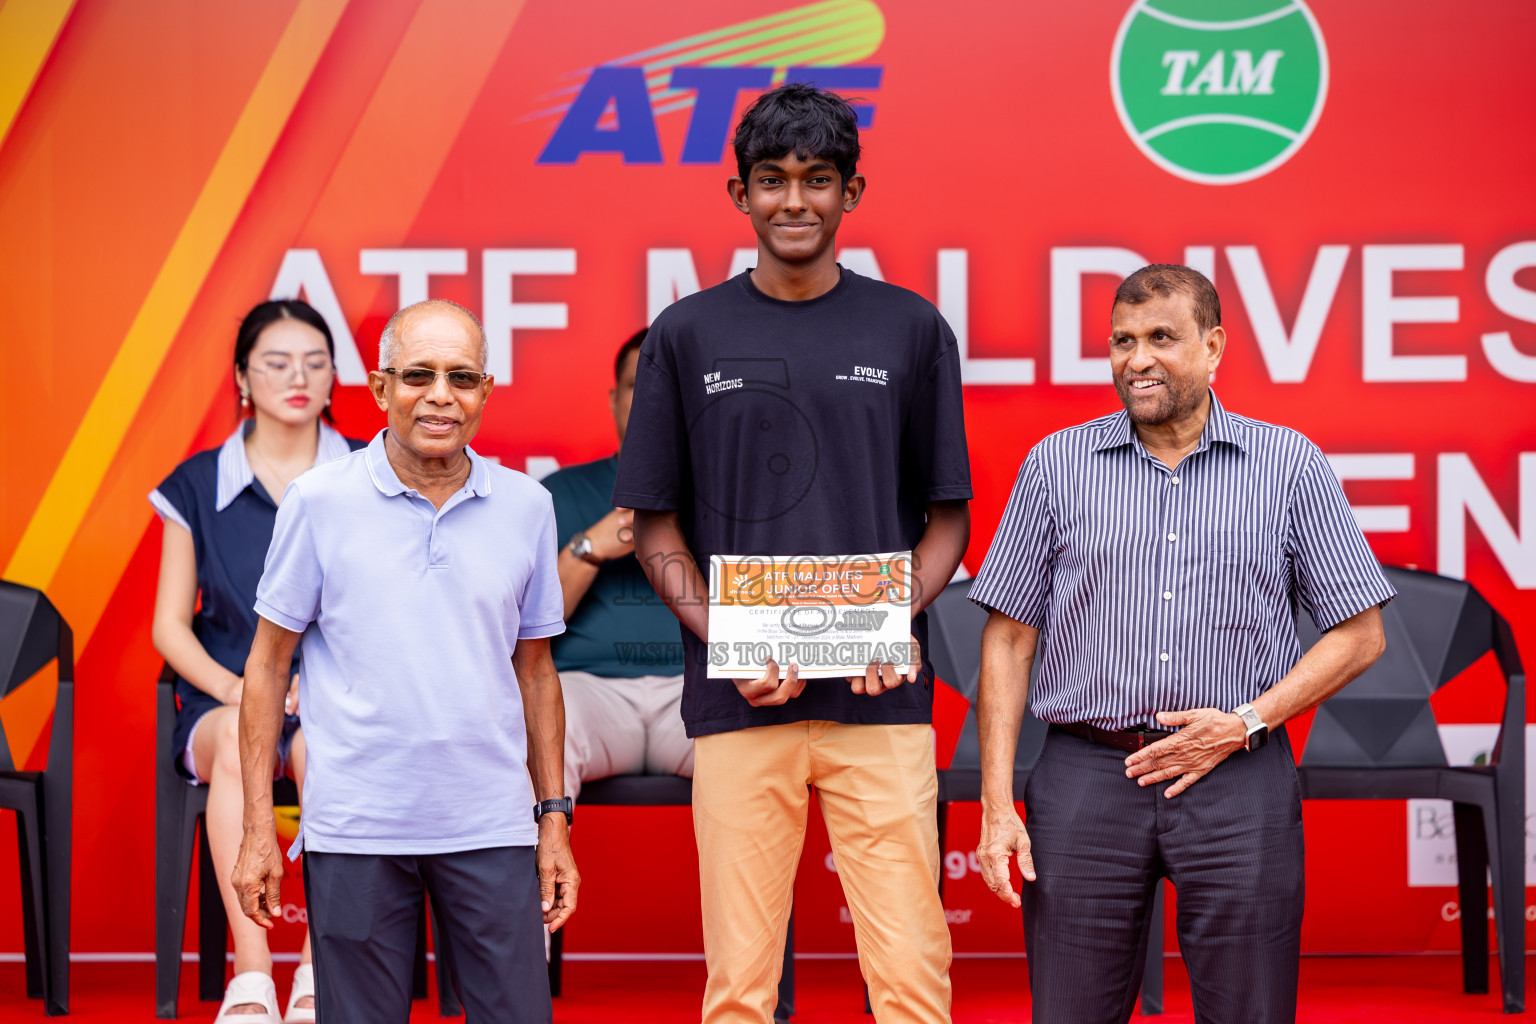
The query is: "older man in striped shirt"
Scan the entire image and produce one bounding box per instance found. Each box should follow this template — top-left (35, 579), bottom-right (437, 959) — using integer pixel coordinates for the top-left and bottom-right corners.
top-left (970, 264), bottom-right (1392, 1024)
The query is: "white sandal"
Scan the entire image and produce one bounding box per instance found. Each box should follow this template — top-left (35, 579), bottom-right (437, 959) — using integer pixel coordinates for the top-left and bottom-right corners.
top-left (215, 971), bottom-right (281, 1023)
top-left (283, 962), bottom-right (316, 1024)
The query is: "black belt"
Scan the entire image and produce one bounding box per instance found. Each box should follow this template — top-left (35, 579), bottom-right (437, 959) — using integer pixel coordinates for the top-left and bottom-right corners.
top-left (1053, 722), bottom-right (1173, 753)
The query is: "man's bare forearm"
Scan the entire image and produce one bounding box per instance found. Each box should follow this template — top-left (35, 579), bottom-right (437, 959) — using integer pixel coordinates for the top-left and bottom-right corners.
top-left (1252, 604), bottom-right (1385, 730)
top-left (557, 550), bottom-right (600, 620)
top-left (514, 638), bottom-right (567, 801)
top-left (977, 611), bottom-right (1039, 813)
top-left (633, 509), bottom-right (709, 642)
top-left (911, 500), bottom-right (970, 616)
top-left (240, 617), bottom-right (300, 832)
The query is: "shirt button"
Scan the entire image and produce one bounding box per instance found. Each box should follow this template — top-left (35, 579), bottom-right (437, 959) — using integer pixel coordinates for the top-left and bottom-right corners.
top-left (1170, 476), bottom-right (1181, 485)
top-left (1159, 652), bottom-right (1170, 662)
top-left (1162, 591), bottom-right (1173, 600)
top-left (1167, 532), bottom-right (1178, 542)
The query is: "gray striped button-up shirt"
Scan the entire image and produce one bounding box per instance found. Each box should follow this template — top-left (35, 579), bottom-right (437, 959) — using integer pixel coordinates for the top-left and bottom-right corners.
top-left (969, 391), bottom-right (1395, 731)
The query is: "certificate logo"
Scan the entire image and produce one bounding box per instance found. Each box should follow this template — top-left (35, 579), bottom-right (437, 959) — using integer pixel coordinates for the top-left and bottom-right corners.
top-left (1110, 0), bottom-right (1328, 185)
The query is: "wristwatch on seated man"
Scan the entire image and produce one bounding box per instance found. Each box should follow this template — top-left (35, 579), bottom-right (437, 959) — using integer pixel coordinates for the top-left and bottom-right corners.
top-left (1231, 703), bottom-right (1269, 752)
top-left (567, 532), bottom-right (603, 566)
top-left (535, 797), bottom-right (574, 825)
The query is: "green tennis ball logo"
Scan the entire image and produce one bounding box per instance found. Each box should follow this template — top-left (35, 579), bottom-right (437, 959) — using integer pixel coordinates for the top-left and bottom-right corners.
top-left (1111, 0), bottom-right (1328, 185)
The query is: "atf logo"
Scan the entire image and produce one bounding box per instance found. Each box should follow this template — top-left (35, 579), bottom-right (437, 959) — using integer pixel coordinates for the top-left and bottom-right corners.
top-left (533, 0), bottom-right (884, 165)
top-left (1110, 0), bottom-right (1328, 185)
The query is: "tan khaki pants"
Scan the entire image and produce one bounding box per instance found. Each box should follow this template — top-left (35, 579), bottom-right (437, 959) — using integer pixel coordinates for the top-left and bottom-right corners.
top-left (693, 721), bottom-right (952, 1024)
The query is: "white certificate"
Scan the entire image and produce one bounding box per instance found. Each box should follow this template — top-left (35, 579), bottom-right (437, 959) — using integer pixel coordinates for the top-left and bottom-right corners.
top-left (706, 552), bottom-right (914, 679)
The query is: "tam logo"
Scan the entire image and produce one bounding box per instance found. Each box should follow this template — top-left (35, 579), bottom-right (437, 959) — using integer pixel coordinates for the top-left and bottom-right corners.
top-left (1110, 0), bottom-right (1328, 185)
top-left (532, 0), bottom-right (887, 165)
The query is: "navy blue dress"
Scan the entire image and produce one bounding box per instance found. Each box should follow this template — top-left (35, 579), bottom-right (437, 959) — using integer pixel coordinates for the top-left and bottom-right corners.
top-left (150, 421), bottom-right (364, 780)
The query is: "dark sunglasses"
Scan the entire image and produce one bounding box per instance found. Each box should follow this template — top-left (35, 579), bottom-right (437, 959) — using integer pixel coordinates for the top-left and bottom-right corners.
top-left (381, 366), bottom-right (489, 390)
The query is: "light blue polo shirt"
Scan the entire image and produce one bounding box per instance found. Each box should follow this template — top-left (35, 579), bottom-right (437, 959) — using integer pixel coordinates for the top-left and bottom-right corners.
top-left (255, 429), bottom-right (564, 856)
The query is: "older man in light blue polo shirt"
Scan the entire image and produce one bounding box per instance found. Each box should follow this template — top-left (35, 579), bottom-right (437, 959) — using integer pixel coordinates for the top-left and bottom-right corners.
top-left (232, 299), bottom-right (578, 1024)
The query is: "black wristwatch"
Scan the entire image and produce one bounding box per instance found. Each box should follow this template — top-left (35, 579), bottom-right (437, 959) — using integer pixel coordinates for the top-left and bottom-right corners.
top-left (534, 797), bottom-right (574, 825)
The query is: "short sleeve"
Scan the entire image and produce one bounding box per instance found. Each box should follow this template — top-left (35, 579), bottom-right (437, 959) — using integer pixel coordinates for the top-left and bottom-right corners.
top-left (149, 488), bottom-right (192, 534)
top-left (149, 462), bottom-right (196, 534)
top-left (611, 335), bottom-right (686, 511)
top-left (1287, 447), bottom-right (1397, 631)
top-left (517, 496), bottom-right (566, 640)
top-left (968, 450), bottom-right (1055, 628)
top-left (253, 486), bottom-right (323, 634)
top-left (904, 315), bottom-right (973, 502)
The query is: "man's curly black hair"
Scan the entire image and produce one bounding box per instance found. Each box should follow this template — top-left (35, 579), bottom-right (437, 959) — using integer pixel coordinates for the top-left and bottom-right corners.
top-left (731, 82), bottom-right (861, 188)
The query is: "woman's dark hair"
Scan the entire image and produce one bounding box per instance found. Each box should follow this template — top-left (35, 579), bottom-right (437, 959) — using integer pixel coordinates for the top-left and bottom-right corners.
top-left (234, 299), bottom-right (337, 421)
top-left (732, 82), bottom-right (861, 188)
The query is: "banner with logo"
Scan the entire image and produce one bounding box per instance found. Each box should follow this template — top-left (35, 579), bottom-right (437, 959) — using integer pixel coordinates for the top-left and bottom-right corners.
top-left (0, 0), bottom-right (1532, 959)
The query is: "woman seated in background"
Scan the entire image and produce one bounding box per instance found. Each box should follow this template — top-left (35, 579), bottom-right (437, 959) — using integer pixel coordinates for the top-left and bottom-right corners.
top-left (150, 299), bottom-right (365, 1024)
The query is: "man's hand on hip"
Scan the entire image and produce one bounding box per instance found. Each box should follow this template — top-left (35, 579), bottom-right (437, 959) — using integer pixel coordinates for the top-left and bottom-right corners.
top-left (1123, 708), bottom-right (1247, 797)
top-left (537, 815), bottom-right (580, 933)
top-left (977, 806), bottom-right (1036, 909)
top-left (231, 825), bottom-right (284, 929)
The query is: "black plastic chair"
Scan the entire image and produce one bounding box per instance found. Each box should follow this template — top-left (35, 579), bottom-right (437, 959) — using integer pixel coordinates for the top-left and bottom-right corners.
top-left (155, 663), bottom-right (453, 1017)
top-left (1295, 566), bottom-right (1526, 1013)
top-left (0, 579), bottom-right (73, 1016)
top-left (927, 578), bottom-right (1166, 1015)
top-left (550, 774), bottom-right (796, 1021)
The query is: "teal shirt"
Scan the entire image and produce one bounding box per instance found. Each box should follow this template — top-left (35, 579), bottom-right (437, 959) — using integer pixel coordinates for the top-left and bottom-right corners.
top-left (541, 455), bottom-right (684, 677)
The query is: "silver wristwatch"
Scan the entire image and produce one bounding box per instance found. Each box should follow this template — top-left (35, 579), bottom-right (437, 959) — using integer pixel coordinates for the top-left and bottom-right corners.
top-left (1231, 703), bottom-right (1270, 752)
top-left (567, 532), bottom-right (601, 565)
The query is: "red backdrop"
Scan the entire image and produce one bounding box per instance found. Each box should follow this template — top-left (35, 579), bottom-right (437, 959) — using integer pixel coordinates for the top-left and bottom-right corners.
top-left (0, 0), bottom-right (1532, 959)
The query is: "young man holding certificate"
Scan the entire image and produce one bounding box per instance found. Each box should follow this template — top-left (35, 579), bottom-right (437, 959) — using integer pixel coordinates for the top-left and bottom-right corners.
top-left (614, 83), bottom-right (972, 1024)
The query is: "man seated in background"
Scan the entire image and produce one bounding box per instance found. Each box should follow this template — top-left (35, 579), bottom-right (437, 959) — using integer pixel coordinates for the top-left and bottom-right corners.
top-left (541, 328), bottom-right (693, 799)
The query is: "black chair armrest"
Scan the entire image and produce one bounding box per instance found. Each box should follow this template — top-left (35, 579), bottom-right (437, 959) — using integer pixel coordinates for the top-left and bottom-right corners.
top-left (1492, 615), bottom-right (1525, 777)
top-left (578, 775), bottom-right (693, 806)
top-left (156, 663), bottom-right (178, 769)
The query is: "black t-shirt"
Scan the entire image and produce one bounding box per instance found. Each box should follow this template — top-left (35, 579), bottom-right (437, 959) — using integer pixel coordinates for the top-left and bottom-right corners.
top-left (612, 267), bottom-right (972, 737)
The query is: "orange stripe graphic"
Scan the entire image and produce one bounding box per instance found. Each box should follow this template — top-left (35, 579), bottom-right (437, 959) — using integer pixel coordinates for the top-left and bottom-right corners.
top-left (23, 0), bottom-right (525, 687)
top-left (2, 0), bottom-right (349, 594)
top-left (0, 0), bottom-right (76, 150)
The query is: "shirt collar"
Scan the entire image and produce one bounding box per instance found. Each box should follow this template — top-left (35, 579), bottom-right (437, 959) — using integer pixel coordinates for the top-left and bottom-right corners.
top-left (364, 428), bottom-right (494, 499)
top-left (215, 418), bottom-right (353, 511)
top-left (1091, 389), bottom-right (1247, 456)
top-left (1201, 391), bottom-right (1246, 452)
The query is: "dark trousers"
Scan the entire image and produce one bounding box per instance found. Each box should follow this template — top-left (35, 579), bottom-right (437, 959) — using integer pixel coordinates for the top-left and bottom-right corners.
top-left (303, 846), bottom-right (551, 1024)
top-left (1023, 726), bottom-right (1304, 1024)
